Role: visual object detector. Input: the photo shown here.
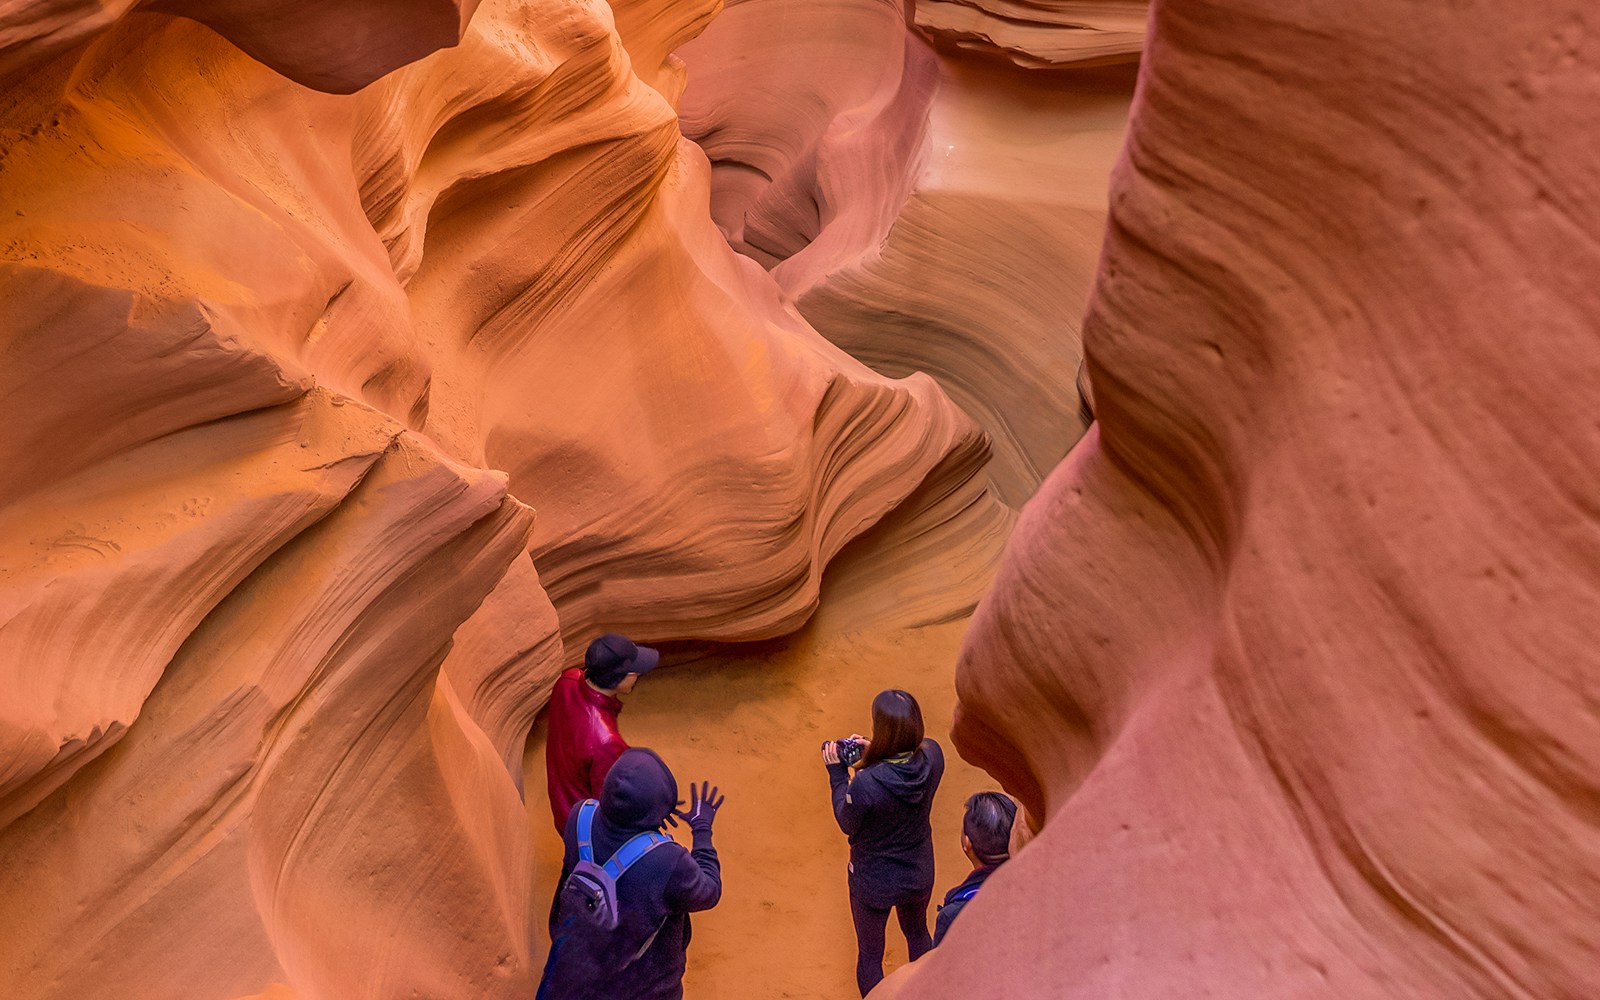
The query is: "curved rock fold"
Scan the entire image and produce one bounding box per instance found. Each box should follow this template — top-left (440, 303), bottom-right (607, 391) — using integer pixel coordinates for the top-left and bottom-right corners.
top-left (889, 1), bottom-right (1600, 997)
top-left (0, 0), bottom-right (980, 996)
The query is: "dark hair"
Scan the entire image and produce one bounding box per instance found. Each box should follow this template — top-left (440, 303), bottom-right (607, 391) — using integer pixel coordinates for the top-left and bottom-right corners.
top-left (963, 792), bottom-right (1018, 865)
top-left (862, 689), bottom-right (923, 768)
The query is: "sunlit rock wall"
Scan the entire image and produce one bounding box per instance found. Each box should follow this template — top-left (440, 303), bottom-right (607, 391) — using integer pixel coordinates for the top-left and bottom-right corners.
top-left (0, 1), bottom-right (982, 996)
top-left (886, 0), bottom-right (1600, 997)
top-left (678, 0), bottom-right (1142, 506)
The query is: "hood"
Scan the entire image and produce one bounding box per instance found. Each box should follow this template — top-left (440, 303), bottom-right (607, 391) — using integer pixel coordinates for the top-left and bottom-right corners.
top-left (871, 745), bottom-right (933, 804)
top-left (599, 747), bottom-right (678, 832)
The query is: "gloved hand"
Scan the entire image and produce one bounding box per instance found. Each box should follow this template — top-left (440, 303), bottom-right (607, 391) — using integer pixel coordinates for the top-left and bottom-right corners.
top-left (663, 798), bottom-right (686, 829)
top-left (673, 780), bottom-right (725, 834)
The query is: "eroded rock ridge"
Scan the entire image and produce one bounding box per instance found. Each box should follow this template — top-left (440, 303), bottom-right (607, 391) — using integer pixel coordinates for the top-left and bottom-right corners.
top-left (0, 1), bottom-right (983, 996)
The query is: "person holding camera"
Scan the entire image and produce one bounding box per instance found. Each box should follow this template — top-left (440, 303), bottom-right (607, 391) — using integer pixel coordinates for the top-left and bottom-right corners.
top-left (821, 689), bottom-right (945, 996)
top-left (932, 791), bottom-right (1018, 946)
top-left (539, 747), bottom-right (724, 1000)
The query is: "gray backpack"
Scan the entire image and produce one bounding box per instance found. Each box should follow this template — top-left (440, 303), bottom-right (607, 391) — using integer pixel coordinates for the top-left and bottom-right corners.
top-left (559, 799), bottom-right (672, 932)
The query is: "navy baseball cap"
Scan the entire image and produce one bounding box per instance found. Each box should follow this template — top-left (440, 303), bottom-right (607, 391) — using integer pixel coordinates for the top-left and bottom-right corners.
top-left (583, 632), bottom-right (660, 689)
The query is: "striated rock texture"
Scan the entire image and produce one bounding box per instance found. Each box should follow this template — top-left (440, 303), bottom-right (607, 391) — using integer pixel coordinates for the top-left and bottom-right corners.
top-left (1, 421), bottom-right (540, 1000)
top-left (913, 0), bottom-right (1146, 69)
top-left (679, 0), bottom-right (1136, 507)
top-left (883, 0), bottom-right (1600, 997)
top-left (0, 0), bottom-right (485, 92)
top-left (0, 0), bottom-right (980, 996)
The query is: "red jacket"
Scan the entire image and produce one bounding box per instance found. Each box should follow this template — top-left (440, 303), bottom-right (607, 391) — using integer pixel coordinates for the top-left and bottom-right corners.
top-left (545, 667), bottom-right (629, 831)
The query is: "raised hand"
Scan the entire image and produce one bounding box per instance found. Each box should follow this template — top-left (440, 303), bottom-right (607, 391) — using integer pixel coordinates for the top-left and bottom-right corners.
top-left (673, 780), bottom-right (725, 832)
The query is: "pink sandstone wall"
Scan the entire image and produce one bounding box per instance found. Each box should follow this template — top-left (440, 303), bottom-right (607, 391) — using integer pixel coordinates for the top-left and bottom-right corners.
top-left (913, 0), bottom-right (1144, 69)
top-left (882, 1), bottom-right (1600, 997)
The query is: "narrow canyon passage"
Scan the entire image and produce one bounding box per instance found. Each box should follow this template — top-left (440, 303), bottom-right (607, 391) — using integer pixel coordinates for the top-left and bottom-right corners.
top-left (526, 619), bottom-right (988, 999)
top-left (5, 2), bottom-right (1599, 999)
top-left (525, 481), bottom-right (1014, 999)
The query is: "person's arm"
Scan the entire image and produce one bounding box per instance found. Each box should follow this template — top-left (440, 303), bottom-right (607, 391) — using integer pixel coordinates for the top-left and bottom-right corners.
top-left (547, 801), bottom-right (582, 937)
top-left (924, 738), bottom-right (945, 786)
top-left (662, 833), bottom-right (722, 913)
top-left (828, 763), bottom-right (873, 836)
top-left (933, 897), bottom-right (961, 947)
top-left (664, 781), bottom-right (724, 912)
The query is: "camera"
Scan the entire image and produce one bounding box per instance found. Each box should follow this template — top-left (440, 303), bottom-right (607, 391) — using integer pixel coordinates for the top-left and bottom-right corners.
top-left (833, 738), bottom-right (865, 767)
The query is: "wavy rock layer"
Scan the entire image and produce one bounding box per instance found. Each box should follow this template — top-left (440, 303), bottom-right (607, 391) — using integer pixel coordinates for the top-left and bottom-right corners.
top-left (0, 0), bottom-right (483, 92)
top-left (0, 408), bottom-right (540, 1000)
top-left (0, 0), bottom-right (979, 996)
top-left (882, 1), bottom-right (1600, 997)
top-left (679, 0), bottom-right (1132, 505)
top-left (913, 0), bottom-right (1146, 69)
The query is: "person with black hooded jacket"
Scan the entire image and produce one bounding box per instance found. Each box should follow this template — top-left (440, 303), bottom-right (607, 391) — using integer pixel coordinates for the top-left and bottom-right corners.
top-left (538, 748), bottom-right (724, 1000)
top-left (822, 689), bottom-right (945, 997)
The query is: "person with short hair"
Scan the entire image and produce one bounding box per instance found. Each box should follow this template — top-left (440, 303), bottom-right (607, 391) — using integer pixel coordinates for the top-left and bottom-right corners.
top-left (822, 689), bottom-right (945, 996)
top-left (545, 632), bottom-right (660, 833)
top-left (538, 748), bottom-right (724, 1000)
top-left (932, 791), bottom-right (1018, 946)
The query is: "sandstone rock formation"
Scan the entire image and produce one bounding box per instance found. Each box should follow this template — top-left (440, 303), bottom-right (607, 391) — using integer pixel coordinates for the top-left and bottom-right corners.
top-left (881, 1), bottom-right (1600, 997)
top-left (0, 0), bottom-right (485, 92)
top-left (678, 0), bottom-right (1140, 506)
top-left (913, 0), bottom-right (1145, 69)
top-left (0, 1), bottom-right (983, 996)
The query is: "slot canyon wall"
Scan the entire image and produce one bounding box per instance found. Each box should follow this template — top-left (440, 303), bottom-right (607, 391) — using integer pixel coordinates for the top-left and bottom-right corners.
top-left (7, 1), bottom-right (1593, 999)
top-left (0, 0), bottom-right (1003, 995)
top-left (677, 0), bottom-right (1137, 506)
top-left (886, 1), bottom-right (1600, 999)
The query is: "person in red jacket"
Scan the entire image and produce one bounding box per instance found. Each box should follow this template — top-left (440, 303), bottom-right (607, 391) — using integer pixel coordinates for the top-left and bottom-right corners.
top-left (545, 632), bottom-right (660, 832)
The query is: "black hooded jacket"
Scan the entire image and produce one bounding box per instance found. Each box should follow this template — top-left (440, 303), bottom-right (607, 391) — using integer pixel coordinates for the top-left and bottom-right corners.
top-left (827, 738), bottom-right (944, 907)
top-left (933, 864), bottom-right (997, 946)
top-left (538, 749), bottom-right (721, 1000)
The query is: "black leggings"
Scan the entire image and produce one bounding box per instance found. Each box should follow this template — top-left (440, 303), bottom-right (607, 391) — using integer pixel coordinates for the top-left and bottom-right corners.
top-left (849, 889), bottom-right (933, 996)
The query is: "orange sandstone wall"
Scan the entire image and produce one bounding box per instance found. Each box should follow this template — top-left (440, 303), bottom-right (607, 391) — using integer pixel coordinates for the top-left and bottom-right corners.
top-left (678, 0), bottom-right (1142, 506)
top-left (887, 1), bottom-right (1600, 997)
top-left (0, 1), bottom-right (981, 996)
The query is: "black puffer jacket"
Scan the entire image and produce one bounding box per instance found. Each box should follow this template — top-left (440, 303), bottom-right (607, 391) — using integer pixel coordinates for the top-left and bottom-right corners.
top-left (827, 738), bottom-right (944, 907)
top-left (538, 749), bottom-right (721, 1000)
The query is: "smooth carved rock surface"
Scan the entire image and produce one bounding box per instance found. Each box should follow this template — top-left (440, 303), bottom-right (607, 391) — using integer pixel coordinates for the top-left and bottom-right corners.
top-left (679, 0), bottom-right (1131, 506)
top-left (883, 1), bottom-right (1600, 997)
top-left (913, 0), bottom-right (1146, 69)
top-left (0, 0), bottom-right (979, 996)
top-left (0, 0), bottom-right (484, 92)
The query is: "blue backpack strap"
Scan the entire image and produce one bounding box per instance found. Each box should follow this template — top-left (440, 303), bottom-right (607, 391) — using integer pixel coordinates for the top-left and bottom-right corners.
top-left (601, 830), bottom-right (672, 881)
top-left (575, 800), bottom-right (599, 863)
